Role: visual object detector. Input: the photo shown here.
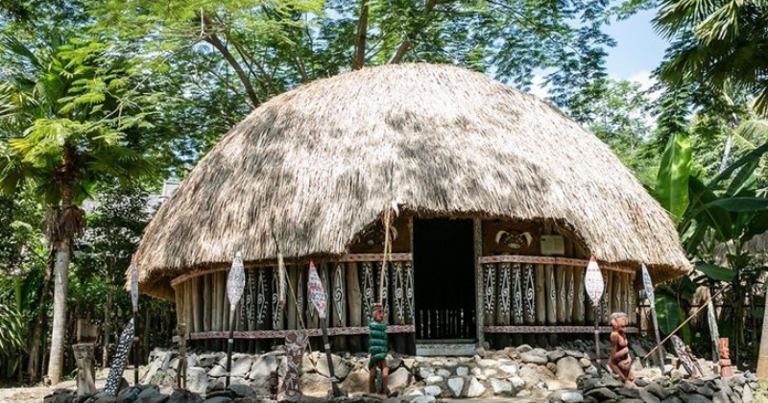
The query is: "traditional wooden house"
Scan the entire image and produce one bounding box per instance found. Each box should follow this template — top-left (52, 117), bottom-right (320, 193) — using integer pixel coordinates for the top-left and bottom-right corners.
top-left (133, 63), bottom-right (690, 354)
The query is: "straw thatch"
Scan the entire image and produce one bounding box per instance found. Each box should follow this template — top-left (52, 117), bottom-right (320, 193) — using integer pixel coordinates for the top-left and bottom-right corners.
top-left (135, 63), bottom-right (691, 300)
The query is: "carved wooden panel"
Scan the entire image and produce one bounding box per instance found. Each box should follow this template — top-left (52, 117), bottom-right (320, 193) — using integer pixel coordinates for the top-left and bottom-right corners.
top-left (348, 215), bottom-right (411, 253)
top-left (512, 263), bottom-right (523, 325)
top-left (483, 264), bottom-right (496, 325)
top-left (272, 267), bottom-right (282, 330)
top-left (378, 262), bottom-right (390, 322)
top-left (497, 263), bottom-right (511, 325)
top-left (483, 220), bottom-right (542, 255)
top-left (392, 262), bottom-right (405, 325)
top-left (362, 262), bottom-right (374, 325)
top-left (257, 269), bottom-right (268, 329)
top-left (405, 261), bottom-right (415, 324)
top-left (524, 263), bottom-right (536, 324)
top-left (332, 263), bottom-right (346, 326)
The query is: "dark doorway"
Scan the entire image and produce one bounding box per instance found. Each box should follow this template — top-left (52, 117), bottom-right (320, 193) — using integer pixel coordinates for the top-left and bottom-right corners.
top-left (414, 218), bottom-right (476, 340)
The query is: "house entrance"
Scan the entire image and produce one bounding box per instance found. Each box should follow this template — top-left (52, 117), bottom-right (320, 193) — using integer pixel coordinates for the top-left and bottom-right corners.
top-left (413, 218), bottom-right (476, 341)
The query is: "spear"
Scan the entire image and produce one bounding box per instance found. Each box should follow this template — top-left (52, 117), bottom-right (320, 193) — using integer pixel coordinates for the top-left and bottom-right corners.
top-left (584, 256), bottom-right (604, 376)
top-left (641, 264), bottom-right (666, 373)
top-left (226, 252), bottom-right (246, 388)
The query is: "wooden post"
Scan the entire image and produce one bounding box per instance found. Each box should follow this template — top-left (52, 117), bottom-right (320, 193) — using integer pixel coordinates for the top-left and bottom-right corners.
top-left (287, 266), bottom-right (298, 330)
top-left (556, 265), bottom-right (566, 323)
top-left (473, 219), bottom-right (485, 347)
top-left (204, 274), bottom-right (212, 332)
top-left (545, 264), bottom-right (556, 325)
top-left (523, 264), bottom-right (536, 324)
top-left (346, 262), bottom-right (362, 351)
top-left (573, 266), bottom-right (585, 324)
top-left (72, 344), bottom-right (96, 396)
top-left (535, 264), bottom-right (546, 324)
top-left (512, 263), bottom-right (523, 325)
top-left (332, 263), bottom-right (347, 351)
top-left (483, 264), bottom-right (496, 327)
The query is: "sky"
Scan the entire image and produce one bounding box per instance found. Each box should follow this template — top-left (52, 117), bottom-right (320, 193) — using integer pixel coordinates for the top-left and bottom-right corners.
top-left (604, 9), bottom-right (669, 85)
top-left (530, 8), bottom-right (669, 98)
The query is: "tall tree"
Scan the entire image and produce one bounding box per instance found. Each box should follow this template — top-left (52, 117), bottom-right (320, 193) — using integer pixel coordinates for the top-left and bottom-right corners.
top-left (654, 0), bottom-right (768, 115)
top-left (0, 37), bottom-right (157, 384)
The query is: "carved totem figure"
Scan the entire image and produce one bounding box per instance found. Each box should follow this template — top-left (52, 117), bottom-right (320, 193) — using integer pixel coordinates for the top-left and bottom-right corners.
top-left (280, 330), bottom-right (307, 401)
top-left (671, 335), bottom-right (701, 378)
top-left (72, 343), bottom-right (97, 396)
top-left (608, 312), bottom-right (634, 384)
top-left (719, 338), bottom-right (733, 377)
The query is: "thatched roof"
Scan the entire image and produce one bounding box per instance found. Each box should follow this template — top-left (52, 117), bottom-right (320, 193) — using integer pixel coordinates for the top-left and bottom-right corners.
top-left (135, 63), bottom-right (691, 299)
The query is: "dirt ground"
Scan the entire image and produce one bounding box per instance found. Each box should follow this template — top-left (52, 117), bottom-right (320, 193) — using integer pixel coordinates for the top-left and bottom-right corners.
top-left (0, 368), bottom-right (156, 403)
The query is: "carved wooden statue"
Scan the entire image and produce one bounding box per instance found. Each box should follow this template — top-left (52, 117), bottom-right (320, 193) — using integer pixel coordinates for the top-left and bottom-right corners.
top-left (719, 337), bottom-right (733, 377)
top-left (280, 330), bottom-right (307, 400)
top-left (671, 335), bottom-right (701, 378)
top-left (368, 303), bottom-right (389, 396)
top-left (72, 343), bottom-right (97, 396)
top-left (176, 323), bottom-right (187, 389)
top-left (608, 312), bottom-right (634, 384)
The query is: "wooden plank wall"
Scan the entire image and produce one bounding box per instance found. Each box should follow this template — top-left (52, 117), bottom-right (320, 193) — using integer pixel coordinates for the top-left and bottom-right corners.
top-left (174, 259), bottom-right (416, 352)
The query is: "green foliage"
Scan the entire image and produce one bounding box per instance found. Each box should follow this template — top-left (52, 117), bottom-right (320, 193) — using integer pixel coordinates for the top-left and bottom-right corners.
top-left (654, 0), bottom-right (768, 115)
top-left (656, 132), bottom-right (692, 221)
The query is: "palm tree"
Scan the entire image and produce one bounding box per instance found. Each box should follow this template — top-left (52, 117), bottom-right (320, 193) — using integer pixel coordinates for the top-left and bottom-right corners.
top-left (653, 0), bottom-right (768, 115)
top-left (0, 36), bottom-right (154, 384)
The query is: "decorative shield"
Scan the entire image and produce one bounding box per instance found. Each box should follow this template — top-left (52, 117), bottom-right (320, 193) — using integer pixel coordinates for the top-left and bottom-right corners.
top-left (227, 252), bottom-right (246, 310)
top-left (129, 256), bottom-right (138, 311)
top-left (105, 319), bottom-right (134, 396)
top-left (584, 256), bottom-right (604, 307)
top-left (307, 261), bottom-right (327, 319)
top-left (641, 263), bottom-right (655, 309)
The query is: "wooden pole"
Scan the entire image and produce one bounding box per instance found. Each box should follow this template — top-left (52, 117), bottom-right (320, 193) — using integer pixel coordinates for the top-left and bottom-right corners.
top-left (226, 308), bottom-right (235, 387)
top-left (594, 303), bottom-right (602, 376)
top-left (321, 320), bottom-right (341, 397)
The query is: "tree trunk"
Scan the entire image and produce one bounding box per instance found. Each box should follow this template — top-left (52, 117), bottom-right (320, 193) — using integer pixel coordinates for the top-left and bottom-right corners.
top-left (103, 289), bottom-right (111, 369)
top-left (47, 178), bottom-right (74, 385)
top-left (353, 0), bottom-right (369, 70)
top-left (756, 283), bottom-right (768, 379)
top-left (28, 249), bottom-right (54, 382)
top-left (47, 236), bottom-right (70, 384)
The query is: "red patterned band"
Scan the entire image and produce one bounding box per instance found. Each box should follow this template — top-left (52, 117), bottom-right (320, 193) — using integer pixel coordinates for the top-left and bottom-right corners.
top-left (479, 255), bottom-right (635, 274)
top-left (188, 324), bottom-right (416, 340)
top-left (484, 325), bottom-right (639, 334)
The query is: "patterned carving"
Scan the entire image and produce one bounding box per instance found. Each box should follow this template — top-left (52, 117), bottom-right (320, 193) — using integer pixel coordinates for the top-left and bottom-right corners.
top-left (479, 255), bottom-right (634, 274)
top-left (558, 268), bottom-right (566, 320)
top-left (566, 269), bottom-right (574, 320)
top-left (499, 263), bottom-right (511, 316)
top-left (246, 270), bottom-right (256, 329)
top-left (512, 263), bottom-right (523, 324)
top-left (524, 264), bottom-right (535, 323)
top-left (601, 271), bottom-right (610, 323)
top-left (404, 261), bottom-right (415, 323)
top-left (105, 319), bottom-right (134, 396)
top-left (362, 262), bottom-right (374, 320)
top-left (484, 264), bottom-right (496, 316)
top-left (297, 273), bottom-right (304, 323)
top-left (393, 262), bottom-right (405, 323)
top-left (378, 262), bottom-right (389, 319)
top-left (333, 264), bottom-right (345, 323)
top-left (484, 325), bottom-right (640, 334)
top-left (272, 267), bottom-right (282, 329)
top-left (188, 324), bottom-right (416, 339)
top-left (548, 266), bottom-right (556, 322)
top-left (280, 331), bottom-right (307, 399)
top-left (257, 269), bottom-right (267, 325)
